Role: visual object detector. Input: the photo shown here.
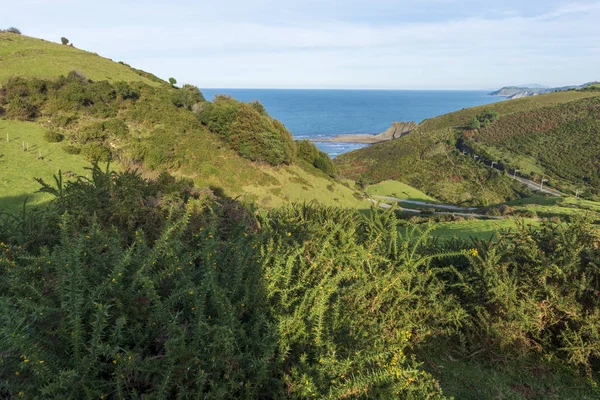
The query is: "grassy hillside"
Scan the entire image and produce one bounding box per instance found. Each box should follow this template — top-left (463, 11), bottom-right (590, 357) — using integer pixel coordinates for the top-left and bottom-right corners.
top-left (465, 96), bottom-right (600, 196)
top-left (0, 33), bottom-right (366, 212)
top-left (366, 180), bottom-right (437, 202)
top-left (0, 120), bottom-right (90, 209)
top-left (0, 32), bottom-right (163, 85)
top-left (336, 90), bottom-right (600, 205)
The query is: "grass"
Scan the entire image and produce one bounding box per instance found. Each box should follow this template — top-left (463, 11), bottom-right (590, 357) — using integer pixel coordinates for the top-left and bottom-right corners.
top-left (0, 120), bottom-right (90, 211)
top-left (242, 164), bottom-right (370, 209)
top-left (425, 352), bottom-right (600, 400)
top-left (501, 196), bottom-right (600, 220)
top-left (0, 32), bottom-right (161, 85)
top-left (366, 180), bottom-right (437, 202)
top-left (431, 218), bottom-right (539, 241)
top-left (562, 197), bottom-right (600, 211)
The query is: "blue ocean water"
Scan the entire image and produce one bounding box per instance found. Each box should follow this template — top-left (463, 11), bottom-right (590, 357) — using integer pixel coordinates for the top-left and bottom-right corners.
top-left (201, 89), bottom-right (504, 157)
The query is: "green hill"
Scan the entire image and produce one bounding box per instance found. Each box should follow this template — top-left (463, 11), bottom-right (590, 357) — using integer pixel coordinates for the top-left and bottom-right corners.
top-left (0, 32), bottom-right (367, 211)
top-left (0, 32), bottom-right (164, 85)
top-left (335, 90), bottom-right (600, 205)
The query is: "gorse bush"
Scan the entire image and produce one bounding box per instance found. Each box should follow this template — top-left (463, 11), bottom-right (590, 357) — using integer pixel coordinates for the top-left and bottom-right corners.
top-left (1, 164), bottom-right (599, 398)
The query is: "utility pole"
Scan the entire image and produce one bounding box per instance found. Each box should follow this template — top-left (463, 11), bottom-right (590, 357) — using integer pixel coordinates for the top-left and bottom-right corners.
top-left (513, 169), bottom-right (520, 178)
top-left (540, 178), bottom-right (548, 190)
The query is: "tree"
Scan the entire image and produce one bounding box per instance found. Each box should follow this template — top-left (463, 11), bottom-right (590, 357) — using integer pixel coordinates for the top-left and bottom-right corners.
top-left (5, 27), bottom-right (21, 34)
top-left (61, 37), bottom-right (69, 45)
top-left (466, 116), bottom-right (481, 130)
top-left (169, 77), bottom-right (177, 86)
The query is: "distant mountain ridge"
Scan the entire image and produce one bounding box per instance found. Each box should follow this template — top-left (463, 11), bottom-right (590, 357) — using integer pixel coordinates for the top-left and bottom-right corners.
top-left (490, 82), bottom-right (599, 99)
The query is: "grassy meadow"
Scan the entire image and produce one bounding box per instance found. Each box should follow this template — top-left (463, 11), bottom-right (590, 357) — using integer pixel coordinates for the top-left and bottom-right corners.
top-left (366, 179), bottom-right (437, 202)
top-left (0, 120), bottom-right (90, 210)
top-left (431, 218), bottom-right (539, 241)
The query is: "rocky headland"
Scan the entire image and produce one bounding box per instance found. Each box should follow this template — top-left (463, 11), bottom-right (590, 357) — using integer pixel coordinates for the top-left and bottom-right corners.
top-left (321, 121), bottom-right (417, 144)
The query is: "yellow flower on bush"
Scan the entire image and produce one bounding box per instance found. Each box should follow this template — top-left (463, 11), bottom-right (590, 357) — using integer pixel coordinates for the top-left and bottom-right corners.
top-left (469, 248), bottom-right (478, 257)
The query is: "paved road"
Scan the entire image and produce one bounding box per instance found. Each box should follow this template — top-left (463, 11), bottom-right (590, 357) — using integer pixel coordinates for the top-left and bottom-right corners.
top-left (460, 150), bottom-right (565, 197)
top-left (511, 175), bottom-right (564, 196)
top-left (371, 200), bottom-right (503, 219)
top-left (373, 196), bottom-right (478, 211)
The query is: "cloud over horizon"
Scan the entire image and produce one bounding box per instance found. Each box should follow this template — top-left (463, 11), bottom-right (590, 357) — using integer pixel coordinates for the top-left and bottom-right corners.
top-left (3, 0), bottom-right (600, 89)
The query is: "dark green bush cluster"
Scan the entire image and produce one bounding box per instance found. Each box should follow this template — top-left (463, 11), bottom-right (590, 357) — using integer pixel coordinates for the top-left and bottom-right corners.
top-left (296, 139), bottom-right (337, 177)
top-left (170, 84), bottom-right (205, 109)
top-left (43, 130), bottom-right (64, 143)
top-left (465, 109), bottom-right (500, 129)
top-left (1, 27), bottom-right (21, 34)
top-left (1, 164), bottom-right (599, 398)
top-left (199, 95), bottom-right (296, 165)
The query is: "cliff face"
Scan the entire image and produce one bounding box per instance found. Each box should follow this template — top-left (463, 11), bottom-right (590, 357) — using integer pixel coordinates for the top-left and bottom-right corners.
top-left (323, 121), bottom-right (417, 144)
top-left (381, 121), bottom-right (419, 140)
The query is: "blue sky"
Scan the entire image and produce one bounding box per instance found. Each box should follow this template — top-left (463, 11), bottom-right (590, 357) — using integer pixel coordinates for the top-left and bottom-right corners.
top-left (3, 0), bottom-right (600, 89)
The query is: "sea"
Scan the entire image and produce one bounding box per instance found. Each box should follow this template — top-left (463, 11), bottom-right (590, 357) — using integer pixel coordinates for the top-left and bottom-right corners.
top-left (201, 89), bottom-right (504, 157)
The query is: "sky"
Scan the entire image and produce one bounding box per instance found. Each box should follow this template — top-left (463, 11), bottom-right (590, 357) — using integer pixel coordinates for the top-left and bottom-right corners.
top-left (3, 0), bottom-right (600, 89)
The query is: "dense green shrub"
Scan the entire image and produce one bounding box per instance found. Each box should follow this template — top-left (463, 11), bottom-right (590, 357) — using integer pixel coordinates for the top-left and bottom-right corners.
top-left (75, 121), bottom-right (106, 143)
top-left (5, 97), bottom-right (39, 120)
top-left (43, 130), bottom-right (64, 143)
top-left (102, 118), bottom-right (129, 137)
top-left (296, 139), bottom-right (337, 177)
top-left (465, 109), bottom-right (499, 130)
top-left (1, 167), bottom-right (600, 397)
top-left (170, 84), bottom-right (205, 109)
top-left (113, 81), bottom-right (140, 100)
top-left (81, 142), bottom-right (111, 161)
top-left (199, 96), bottom-right (295, 165)
top-left (62, 144), bottom-right (81, 155)
top-left (4, 27), bottom-right (22, 34)
top-left (60, 36), bottom-right (69, 45)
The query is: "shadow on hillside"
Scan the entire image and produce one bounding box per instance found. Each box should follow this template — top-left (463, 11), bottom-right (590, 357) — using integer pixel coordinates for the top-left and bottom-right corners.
top-left (0, 194), bottom-right (51, 214)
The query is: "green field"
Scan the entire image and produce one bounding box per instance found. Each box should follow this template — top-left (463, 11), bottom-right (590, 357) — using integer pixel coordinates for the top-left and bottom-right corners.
top-left (432, 218), bottom-right (539, 240)
top-left (366, 180), bottom-right (437, 202)
top-left (0, 32), bottom-right (161, 84)
top-left (0, 120), bottom-right (90, 210)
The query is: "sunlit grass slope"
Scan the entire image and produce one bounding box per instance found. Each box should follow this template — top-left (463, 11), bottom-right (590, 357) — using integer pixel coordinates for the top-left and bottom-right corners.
top-left (0, 120), bottom-right (90, 210)
top-left (0, 32), bottom-right (162, 85)
top-left (432, 218), bottom-right (540, 241)
top-left (366, 180), bottom-right (437, 202)
top-left (0, 32), bottom-right (367, 212)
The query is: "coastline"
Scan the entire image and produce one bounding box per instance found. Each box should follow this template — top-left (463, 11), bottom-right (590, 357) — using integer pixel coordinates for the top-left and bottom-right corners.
top-left (318, 121), bottom-right (417, 144)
